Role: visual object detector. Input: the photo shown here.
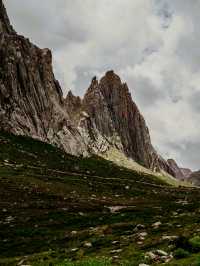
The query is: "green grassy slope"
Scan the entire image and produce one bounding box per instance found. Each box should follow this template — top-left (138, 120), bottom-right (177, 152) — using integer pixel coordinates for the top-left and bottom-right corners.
top-left (0, 131), bottom-right (200, 266)
top-left (101, 148), bottom-right (193, 187)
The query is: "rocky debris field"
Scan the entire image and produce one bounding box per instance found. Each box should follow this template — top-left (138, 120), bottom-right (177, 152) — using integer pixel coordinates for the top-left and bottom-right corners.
top-left (1, 131), bottom-right (200, 266)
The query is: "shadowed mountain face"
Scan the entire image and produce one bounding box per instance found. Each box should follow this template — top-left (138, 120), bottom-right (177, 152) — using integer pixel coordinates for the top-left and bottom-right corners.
top-left (0, 1), bottom-right (174, 175)
top-left (65, 71), bottom-right (173, 174)
top-left (0, 0), bottom-right (15, 34)
top-left (0, 0), bottom-right (87, 156)
top-left (167, 159), bottom-right (192, 180)
top-left (189, 171), bottom-right (200, 186)
top-left (181, 168), bottom-right (192, 179)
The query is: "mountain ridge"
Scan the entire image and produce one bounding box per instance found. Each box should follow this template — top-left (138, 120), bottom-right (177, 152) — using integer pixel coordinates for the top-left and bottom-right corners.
top-left (0, 0), bottom-right (175, 176)
top-left (167, 159), bottom-right (192, 180)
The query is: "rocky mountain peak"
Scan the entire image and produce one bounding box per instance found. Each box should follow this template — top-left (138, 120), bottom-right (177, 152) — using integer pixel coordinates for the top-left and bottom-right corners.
top-left (65, 90), bottom-right (82, 119)
top-left (86, 71), bottom-right (123, 97)
top-left (0, 0), bottom-right (87, 156)
top-left (0, 0), bottom-right (15, 34)
top-left (101, 70), bottom-right (122, 84)
top-left (100, 71), bottom-right (126, 97)
top-left (66, 90), bottom-right (81, 103)
top-left (91, 76), bottom-right (98, 85)
top-left (0, 1), bottom-right (175, 176)
top-left (81, 71), bottom-right (174, 175)
top-left (167, 159), bottom-right (185, 180)
top-left (85, 76), bottom-right (99, 95)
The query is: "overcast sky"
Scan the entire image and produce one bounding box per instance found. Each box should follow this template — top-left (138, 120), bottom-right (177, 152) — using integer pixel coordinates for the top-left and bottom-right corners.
top-left (5, 0), bottom-right (200, 170)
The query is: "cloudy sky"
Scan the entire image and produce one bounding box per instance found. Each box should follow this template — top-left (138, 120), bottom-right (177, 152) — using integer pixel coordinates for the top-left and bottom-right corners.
top-left (5, 0), bottom-right (200, 170)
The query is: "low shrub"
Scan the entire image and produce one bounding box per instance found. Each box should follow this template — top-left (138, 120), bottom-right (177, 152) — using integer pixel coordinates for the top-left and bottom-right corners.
top-left (189, 236), bottom-right (200, 252)
top-left (174, 236), bottom-right (190, 250)
top-left (173, 248), bottom-right (190, 259)
top-left (194, 255), bottom-right (200, 266)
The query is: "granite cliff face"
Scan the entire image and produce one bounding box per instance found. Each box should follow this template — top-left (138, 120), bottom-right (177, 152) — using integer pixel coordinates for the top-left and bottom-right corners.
top-left (0, 0), bottom-right (87, 155)
top-left (0, 1), bottom-right (174, 175)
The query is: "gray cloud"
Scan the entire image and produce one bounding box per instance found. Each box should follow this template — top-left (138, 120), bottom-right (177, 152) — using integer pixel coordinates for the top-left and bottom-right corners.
top-left (4, 0), bottom-right (200, 170)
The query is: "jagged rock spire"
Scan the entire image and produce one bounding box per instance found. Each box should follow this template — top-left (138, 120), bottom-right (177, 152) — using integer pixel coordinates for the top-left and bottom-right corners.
top-left (0, 0), bottom-right (15, 34)
top-left (82, 70), bottom-right (174, 175)
top-left (0, 0), bottom-right (87, 156)
top-left (0, 1), bottom-right (175, 176)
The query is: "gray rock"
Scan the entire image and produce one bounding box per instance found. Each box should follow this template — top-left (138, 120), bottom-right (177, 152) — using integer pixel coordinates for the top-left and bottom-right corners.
top-left (71, 248), bottom-right (78, 252)
top-left (110, 249), bottom-right (122, 254)
top-left (152, 221), bottom-right (162, 229)
top-left (138, 232), bottom-right (148, 238)
top-left (155, 249), bottom-right (168, 256)
top-left (146, 251), bottom-right (157, 260)
top-left (84, 242), bottom-right (92, 248)
top-left (0, 1), bottom-right (175, 177)
top-left (71, 231), bottom-right (77, 236)
top-left (162, 235), bottom-right (178, 241)
top-left (135, 224), bottom-right (146, 230)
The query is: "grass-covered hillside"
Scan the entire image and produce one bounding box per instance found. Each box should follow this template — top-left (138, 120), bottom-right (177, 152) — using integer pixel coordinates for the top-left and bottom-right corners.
top-left (1, 131), bottom-right (200, 266)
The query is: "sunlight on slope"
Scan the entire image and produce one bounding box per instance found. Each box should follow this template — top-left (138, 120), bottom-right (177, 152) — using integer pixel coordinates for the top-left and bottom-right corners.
top-left (101, 148), bottom-right (193, 187)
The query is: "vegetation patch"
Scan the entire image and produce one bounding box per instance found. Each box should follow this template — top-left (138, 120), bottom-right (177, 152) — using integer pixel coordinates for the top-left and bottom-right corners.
top-left (0, 131), bottom-right (200, 265)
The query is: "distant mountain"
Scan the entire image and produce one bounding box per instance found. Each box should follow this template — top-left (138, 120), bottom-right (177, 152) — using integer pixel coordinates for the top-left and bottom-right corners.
top-left (180, 168), bottom-right (192, 179)
top-left (189, 171), bottom-right (200, 186)
top-left (167, 159), bottom-right (192, 180)
top-left (0, 0), bottom-right (174, 176)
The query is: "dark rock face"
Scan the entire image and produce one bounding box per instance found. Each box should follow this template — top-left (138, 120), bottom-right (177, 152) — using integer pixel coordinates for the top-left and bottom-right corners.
top-left (180, 168), bottom-right (192, 179)
top-left (0, 0), bottom-right (15, 34)
top-left (167, 159), bottom-right (185, 180)
top-left (0, 0), bottom-right (87, 155)
top-left (167, 159), bottom-right (192, 180)
top-left (0, 1), bottom-right (175, 176)
top-left (78, 71), bottom-right (174, 174)
top-left (65, 90), bottom-right (82, 121)
top-left (189, 171), bottom-right (200, 186)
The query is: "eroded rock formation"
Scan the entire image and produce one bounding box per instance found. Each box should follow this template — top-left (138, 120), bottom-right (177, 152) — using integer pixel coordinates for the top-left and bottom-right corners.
top-left (167, 159), bottom-right (192, 180)
top-left (0, 0), bottom-right (175, 175)
top-left (0, 0), bottom-right (87, 155)
top-left (76, 71), bottom-right (173, 174)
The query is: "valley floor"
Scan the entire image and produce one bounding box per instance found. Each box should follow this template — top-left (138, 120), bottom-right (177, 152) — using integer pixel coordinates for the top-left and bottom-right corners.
top-left (0, 132), bottom-right (200, 266)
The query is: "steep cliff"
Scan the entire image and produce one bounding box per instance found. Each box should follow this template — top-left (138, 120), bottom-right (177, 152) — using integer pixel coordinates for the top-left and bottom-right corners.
top-left (74, 71), bottom-right (173, 174)
top-left (188, 170), bottom-right (200, 186)
top-left (0, 1), bottom-right (174, 175)
top-left (0, 0), bottom-right (15, 34)
top-left (180, 168), bottom-right (192, 179)
top-left (167, 159), bottom-right (192, 180)
top-left (0, 0), bottom-right (87, 155)
top-left (167, 159), bottom-right (186, 180)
